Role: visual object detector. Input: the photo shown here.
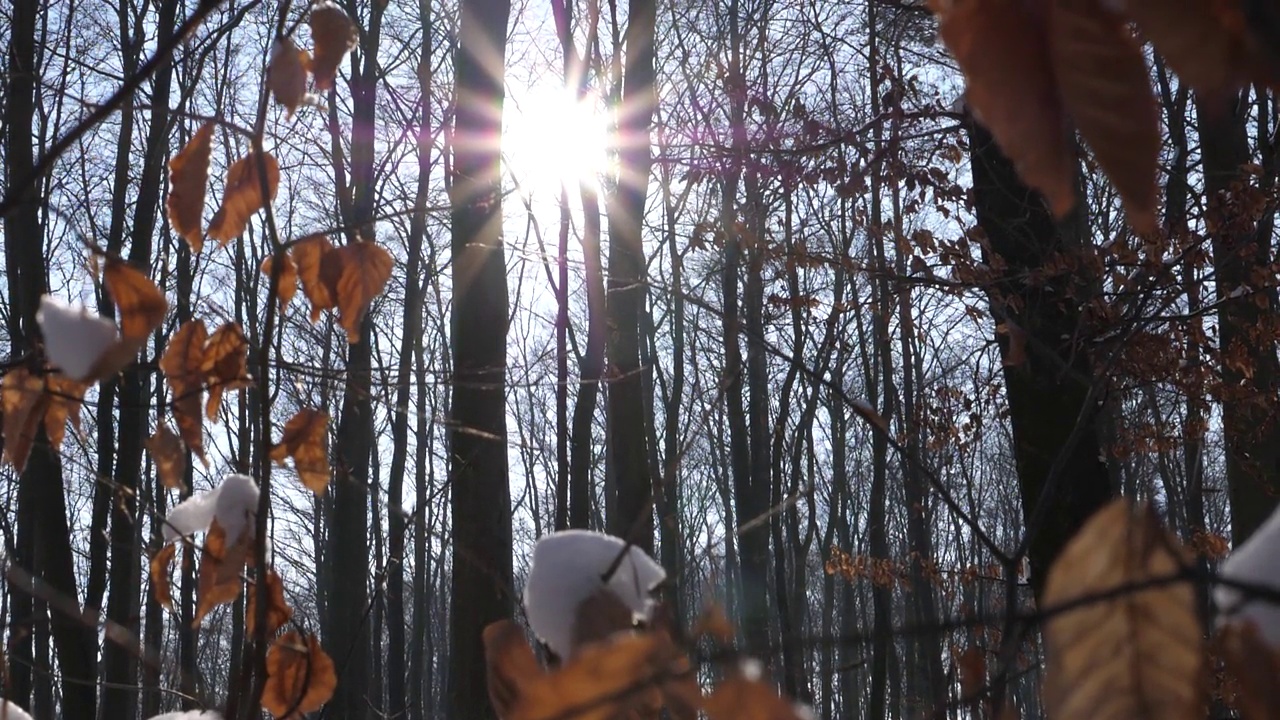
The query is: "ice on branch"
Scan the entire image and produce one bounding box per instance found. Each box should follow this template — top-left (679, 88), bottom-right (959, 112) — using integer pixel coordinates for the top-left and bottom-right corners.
top-left (163, 473), bottom-right (259, 544)
top-left (36, 295), bottom-right (119, 381)
top-left (0, 700), bottom-right (34, 720)
top-left (1216, 504), bottom-right (1280, 646)
top-left (522, 530), bottom-right (665, 658)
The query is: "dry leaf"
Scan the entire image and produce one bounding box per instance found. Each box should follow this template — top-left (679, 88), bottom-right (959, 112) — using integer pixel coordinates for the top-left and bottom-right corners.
top-left (261, 252), bottom-right (299, 312)
top-left (167, 122), bottom-right (215, 253)
top-left (262, 631), bottom-right (337, 718)
top-left (1049, 0), bottom-right (1160, 233)
top-left (1217, 620), bottom-right (1280, 720)
top-left (996, 321), bottom-right (1028, 368)
top-left (161, 319), bottom-right (208, 461)
top-left (2, 368), bottom-right (49, 473)
top-left (704, 674), bottom-right (807, 720)
top-left (931, 0), bottom-right (1076, 217)
top-left (269, 37), bottom-right (311, 116)
top-left (515, 632), bottom-right (679, 720)
top-left (1041, 499), bottom-right (1203, 720)
top-left (202, 322), bottom-right (250, 421)
top-left (150, 543), bottom-right (177, 611)
top-left (147, 423), bottom-right (187, 491)
top-left (194, 518), bottom-right (251, 627)
top-left (208, 153), bottom-right (280, 246)
top-left (247, 569), bottom-right (294, 636)
top-left (43, 373), bottom-right (86, 449)
top-left (308, 1), bottom-right (358, 91)
top-left (485, 620), bottom-right (545, 720)
top-left (270, 408), bottom-right (330, 494)
top-left (291, 234), bottom-right (336, 322)
top-left (320, 241), bottom-right (393, 343)
top-left (103, 260), bottom-right (168, 342)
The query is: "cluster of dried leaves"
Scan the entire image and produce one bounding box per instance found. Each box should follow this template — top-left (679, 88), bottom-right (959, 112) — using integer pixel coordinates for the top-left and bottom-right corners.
top-left (929, 0), bottom-right (1280, 232)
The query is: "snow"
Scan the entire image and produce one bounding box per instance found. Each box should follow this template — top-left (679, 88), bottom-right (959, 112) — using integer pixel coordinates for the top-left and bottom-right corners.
top-left (144, 712), bottom-right (222, 720)
top-left (0, 701), bottom-right (33, 720)
top-left (36, 295), bottom-right (119, 381)
top-left (522, 530), bottom-right (666, 658)
top-left (163, 474), bottom-right (259, 543)
top-left (1216, 504), bottom-right (1280, 646)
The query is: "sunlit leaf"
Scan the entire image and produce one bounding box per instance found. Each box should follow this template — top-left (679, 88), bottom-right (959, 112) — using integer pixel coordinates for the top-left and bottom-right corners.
top-left (147, 423), bottom-right (187, 491)
top-left (1049, 0), bottom-right (1160, 233)
top-left (321, 241), bottom-right (393, 343)
top-left (194, 518), bottom-right (251, 627)
top-left (929, 0), bottom-right (1075, 217)
top-left (247, 569), bottom-right (294, 636)
top-left (270, 409), bottom-right (329, 494)
top-left (202, 322), bottom-right (250, 421)
top-left (308, 1), bottom-right (358, 91)
top-left (161, 320), bottom-right (208, 461)
top-left (167, 122), bottom-right (215, 253)
top-left (150, 542), bottom-right (177, 611)
top-left (1042, 499), bottom-right (1203, 720)
top-left (261, 631), bottom-right (337, 718)
top-left (268, 37), bottom-right (311, 117)
top-left (208, 153), bottom-right (280, 246)
top-left (261, 252), bottom-right (299, 313)
top-left (291, 234), bottom-right (335, 323)
top-left (2, 367), bottom-right (49, 473)
top-left (103, 259), bottom-right (168, 342)
top-left (43, 372), bottom-right (86, 449)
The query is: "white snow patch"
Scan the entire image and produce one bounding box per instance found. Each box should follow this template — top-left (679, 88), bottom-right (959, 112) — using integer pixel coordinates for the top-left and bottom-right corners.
top-left (163, 474), bottom-right (259, 544)
top-left (739, 657), bottom-right (764, 682)
top-left (145, 712), bottom-right (223, 720)
top-left (522, 530), bottom-right (665, 658)
top-left (1217, 504), bottom-right (1280, 646)
top-left (36, 295), bottom-right (119, 381)
top-left (0, 701), bottom-right (33, 720)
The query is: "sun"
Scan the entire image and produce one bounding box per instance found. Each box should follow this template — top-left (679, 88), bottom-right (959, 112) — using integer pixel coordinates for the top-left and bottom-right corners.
top-left (503, 84), bottom-right (612, 197)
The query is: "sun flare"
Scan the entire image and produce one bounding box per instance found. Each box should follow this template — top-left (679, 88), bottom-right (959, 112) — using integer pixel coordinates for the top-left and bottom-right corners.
top-left (503, 84), bottom-right (613, 197)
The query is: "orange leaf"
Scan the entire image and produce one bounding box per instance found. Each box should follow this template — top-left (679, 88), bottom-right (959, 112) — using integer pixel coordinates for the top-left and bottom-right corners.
top-left (291, 234), bottom-right (336, 323)
top-left (194, 518), bottom-right (251, 627)
top-left (270, 408), bottom-right (330, 494)
top-left (103, 259), bottom-right (168, 342)
top-left (167, 122), bottom-right (215, 253)
top-left (202, 322), bottom-right (250, 421)
top-left (208, 153), bottom-right (280, 246)
top-left (931, 0), bottom-right (1075, 217)
top-left (309, 2), bottom-right (358, 91)
top-left (147, 423), bottom-right (187, 491)
top-left (484, 620), bottom-right (545, 719)
top-left (1049, 0), bottom-right (1160, 233)
top-left (262, 631), bottom-right (338, 718)
top-left (150, 543), bottom-right (177, 611)
top-left (321, 241), bottom-right (393, 343)
top-left (269, 37), bottom-right (311, 116)
top-left (261, 252), bottom-right (299, 313)
top-left (704, 674), bottom-right (807, 720)
top-left (43, 373), bottom-right (86, 449)
top-left (2, 368), bottom-right (50, 473)
top-left (161, 320), bottom-right (208, 461)
top-left (247, 569), bottom-right (294, 636)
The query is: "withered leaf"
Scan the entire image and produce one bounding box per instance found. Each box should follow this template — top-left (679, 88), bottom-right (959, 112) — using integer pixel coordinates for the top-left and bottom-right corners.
top-left (308, 2), bottom-right (358, 91)
top-left (291, 234), bottom-right (335, 323)
top-left (930, 0), bottom-right (1075, 217)
top-left (167, 122), bottom-right (215, 253)
top-left (704, 674), bottom-right (807, 720)
top-left (202, 322), bottom-right (250, 421)
top-left (268, 37), bottom-right (311, 116)
top-left (194, 518), bottom-right (251, 627)
top-left (208, 153), bottom-right (280, 246)
top-left (147, 423), bottom-right (187, 491)
top-left (43, 373), bottom-right (87, 449)
top-left (1042, 499), bottom-right (1203, 720)
top-left (103, 259), bottom-right (168, 342)
top-left (270, 408), bottom-right (330, 495)
top-left (320, 241), bottom-right (393, 343)
top-left (247, 569), bottom-right (294, 636)
top-left (150, 542), bottom-right (177, 611)
top-left (1217, 620), bottom-right (1280, 720)
top-left (1049, 0), bottom-right (1160, 233)
top-left (996, 320), bottom-right (1029, 368)
top-left (261, 252), bottom-right (299, 312)
top-left (161, 319), bottom-right (208, 462)
top-left (2, 368), bottom-right (50, 473)
top-left (485, 620), bottom-right (545, 720)
top-left (262, 631), bottom-right (337, 718)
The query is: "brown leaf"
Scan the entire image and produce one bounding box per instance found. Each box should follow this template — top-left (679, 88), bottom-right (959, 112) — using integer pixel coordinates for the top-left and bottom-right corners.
top-left (996, 321), bottom-right (1028, 368)
top-left (194, 518), bottom-right (251, 627)
top-left (321, 241), bottom-right (393, 343)
top-left (270, 408), bottom-right (330, 494)
top-left (1125, 0), bottom-right (1269, 99)
top-left (485, 620), bottom-right (545, 720)
top-left (202, 322), bottom-right (250, 421)
top-left (930, 0), bottom-right (1076, 217)
top-left (262, 631), bottom-right (337, 718)
top-left (43, 373), bottom-right (87, 449)
top-left (268, 37), bottom-right (311, 116)
top-left (309, 2), bottom-right (358, 91)
top-left (247, 569), bottom-right (294, 636)
top-left (104, 259), bottom-right (168, 342)
top-left (261, 252), bottom-right (299, 313)
top-left (1049, 0), bottom-right (1160, 233)
top-left (147, 423), bottom-right (187, 491)
top-left (167, 122), bottom-right (215, 253)
top-left (150, 543), bottom-right (177, 611)
top-left (2, 368), bottom-right (49, 473)
top-left (704, 674), bottom-right (806, 720)
top-left (291, 234), bottom-right (336, 323)
top-left (161, 320), bottom-right (207, 461)
top-left (1042, 499), bottom-right (1203, 720)
top-left (1217, 620), bottom-right (1280, 720)
top-left (208, 153), bottom-right (280, 246)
